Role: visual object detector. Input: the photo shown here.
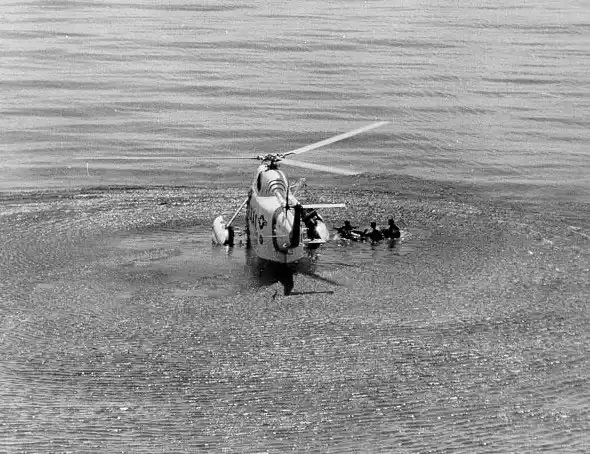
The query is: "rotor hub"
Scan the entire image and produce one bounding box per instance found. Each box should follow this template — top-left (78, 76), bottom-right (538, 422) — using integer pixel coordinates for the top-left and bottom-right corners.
top-left (256, 153), bottom-right (284, 163)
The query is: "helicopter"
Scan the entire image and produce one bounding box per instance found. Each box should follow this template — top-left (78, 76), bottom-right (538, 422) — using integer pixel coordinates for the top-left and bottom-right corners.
top-left (211, 121), bottom-right (389, 293)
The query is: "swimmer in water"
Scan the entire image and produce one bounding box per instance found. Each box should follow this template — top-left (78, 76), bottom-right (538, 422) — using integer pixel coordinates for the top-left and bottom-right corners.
top-left (382, 218), bottom-right (401, 240)
top-left (337, 220), bottom-right (364, 241)
top-left (337, 220), bottom-right (355, 239)
top-left (365, 221), bottom-right (384, 243)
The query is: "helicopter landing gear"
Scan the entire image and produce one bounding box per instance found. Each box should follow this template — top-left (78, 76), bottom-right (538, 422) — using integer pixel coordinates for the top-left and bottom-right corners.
top-left (225, 226), bottom-right (235, 247)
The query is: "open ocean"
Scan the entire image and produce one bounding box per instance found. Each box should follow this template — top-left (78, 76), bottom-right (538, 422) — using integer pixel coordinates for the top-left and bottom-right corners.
top-left (1, 1), bottom-right (589, 453)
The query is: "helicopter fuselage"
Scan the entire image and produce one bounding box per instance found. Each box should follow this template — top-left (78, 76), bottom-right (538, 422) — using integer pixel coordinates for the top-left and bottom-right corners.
top-left (209, 121), bottom-right (389, 293)
top-left (246, 164), bottom-right (307, 264)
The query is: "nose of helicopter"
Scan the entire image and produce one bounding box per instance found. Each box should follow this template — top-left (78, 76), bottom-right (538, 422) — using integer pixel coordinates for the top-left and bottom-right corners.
top-left (273, 214), bottom-right (291, 248)
top-left (272, 205), bottom-right (301, 251)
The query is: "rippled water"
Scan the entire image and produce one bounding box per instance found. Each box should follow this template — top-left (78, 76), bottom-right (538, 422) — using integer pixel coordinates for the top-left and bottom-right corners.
top-left (1, 1), bottom-right (589, 452)
top-left (1, 186), bottom-right (588, 453)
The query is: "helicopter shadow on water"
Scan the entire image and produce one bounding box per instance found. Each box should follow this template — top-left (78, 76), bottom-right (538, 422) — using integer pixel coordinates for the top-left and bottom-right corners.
top-left (220, 245), bottom-right (338, 296)
top-left (211, 229), bottom-right (415, 296)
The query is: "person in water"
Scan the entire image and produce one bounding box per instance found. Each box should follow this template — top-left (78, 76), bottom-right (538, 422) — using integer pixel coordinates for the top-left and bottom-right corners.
top-left (337, 220), bottom-right (364, 241)
top-left (337, 220), bottom-right (355, 238)
top-left (382, 218), bottom-right (401, 240)
top-left (365, 221), bottom-right (384, 243)
top-left (303, 208), bottom-right (321, 240)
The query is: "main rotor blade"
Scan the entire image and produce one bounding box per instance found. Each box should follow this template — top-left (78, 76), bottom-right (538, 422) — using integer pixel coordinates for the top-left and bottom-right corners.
top-left (281, 158), bottom-right (361, 176)
top-left (82, 156), bottom-right (256, 161)
top-left (283, 121), bottom-right (389, 157)
top-left (198, 156), bottom-right (257, 160)
top-left (82, 156), bottom-right (191, 161)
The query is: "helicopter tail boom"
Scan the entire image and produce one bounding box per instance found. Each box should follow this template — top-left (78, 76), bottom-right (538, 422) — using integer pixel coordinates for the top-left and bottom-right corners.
top-left (302, 203), bottom-right (346, 210)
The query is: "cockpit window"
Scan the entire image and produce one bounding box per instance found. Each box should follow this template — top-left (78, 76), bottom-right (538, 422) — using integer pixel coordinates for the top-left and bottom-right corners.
top-left (257, 173), bottom-right (263, 192)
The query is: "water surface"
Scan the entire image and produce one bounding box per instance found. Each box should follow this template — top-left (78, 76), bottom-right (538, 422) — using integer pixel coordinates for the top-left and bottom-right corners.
top-left (1, 1), bottom-right (589, 452)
